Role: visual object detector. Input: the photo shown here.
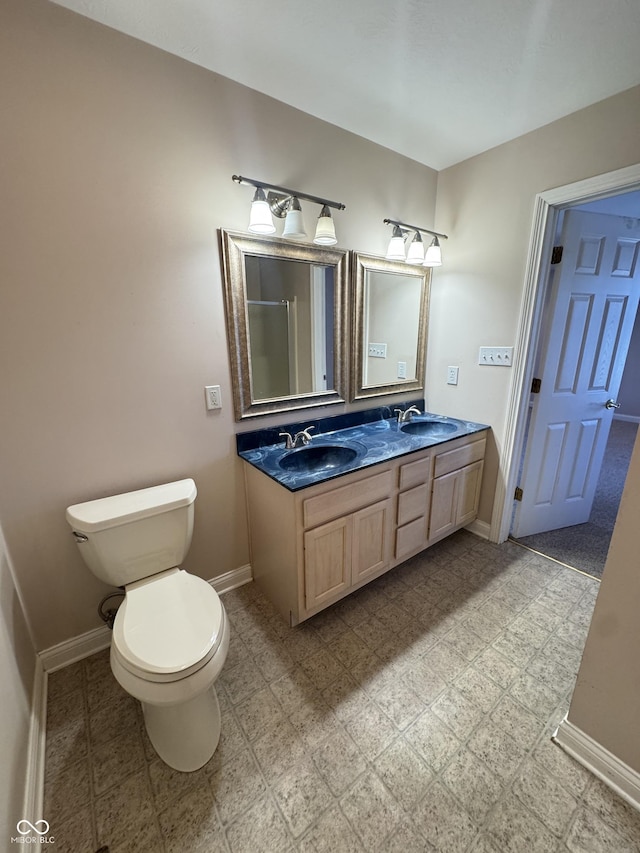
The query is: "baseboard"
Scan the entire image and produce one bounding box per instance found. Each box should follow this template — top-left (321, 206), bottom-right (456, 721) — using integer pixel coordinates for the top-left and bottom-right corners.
top-left (466, 518), bottom-right (491, 540)
top-left (40, 624), bottom-right (112, 673)
top-left (211, 563), bottom-right (253, 594)
top-left (39, 564), bottom-right (253, 672)
top-left (23, 657), bottom-right (47, 823)
top-left (554, 715), bottom-right (640, 813)
top-left (614, 413), bottom-right (640, 424)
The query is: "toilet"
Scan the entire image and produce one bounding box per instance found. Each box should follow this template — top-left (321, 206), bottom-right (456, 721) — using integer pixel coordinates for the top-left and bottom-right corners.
top-left (66, 478), bottom-right (229, 772)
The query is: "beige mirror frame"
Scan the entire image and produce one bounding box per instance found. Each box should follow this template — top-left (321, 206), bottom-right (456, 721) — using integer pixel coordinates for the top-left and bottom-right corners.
top-left (219, 229), bottom-right (349, 420)
top-left (350, 252), bottom-right (430, 401)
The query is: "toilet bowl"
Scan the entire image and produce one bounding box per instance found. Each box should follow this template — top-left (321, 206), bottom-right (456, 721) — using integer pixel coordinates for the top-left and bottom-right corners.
top-left (66, 479), bottom-right (229, 772)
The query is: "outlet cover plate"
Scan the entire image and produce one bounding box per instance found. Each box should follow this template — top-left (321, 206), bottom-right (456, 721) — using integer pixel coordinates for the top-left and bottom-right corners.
top-left (205, 385), bottom-right (222, 410)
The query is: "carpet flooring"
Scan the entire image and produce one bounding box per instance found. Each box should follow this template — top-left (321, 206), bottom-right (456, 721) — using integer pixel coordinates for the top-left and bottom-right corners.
top-left (513, 420), bottom-right (638, 580)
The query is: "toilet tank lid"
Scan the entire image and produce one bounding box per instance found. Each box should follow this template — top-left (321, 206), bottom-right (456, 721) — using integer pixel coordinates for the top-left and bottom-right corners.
top-left (66, 478), bottom-right (197, 533)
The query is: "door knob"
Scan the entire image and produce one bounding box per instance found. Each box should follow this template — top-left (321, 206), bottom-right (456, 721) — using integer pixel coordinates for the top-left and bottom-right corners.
top-left (605, 399), bottom-right (621, 410)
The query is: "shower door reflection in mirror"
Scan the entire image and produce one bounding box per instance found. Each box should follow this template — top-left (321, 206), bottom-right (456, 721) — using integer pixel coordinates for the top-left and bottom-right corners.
top-left (245, 256), bottom-right (335, 400)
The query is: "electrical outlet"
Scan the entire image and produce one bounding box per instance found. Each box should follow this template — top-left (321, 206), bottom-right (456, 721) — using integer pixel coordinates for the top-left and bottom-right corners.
top-left (204, 385), bottom-right (222, 411)
top-left (368, 343), bottom-right (387, 358)
top-left (478, 346), bottom-right (514, 366)
top-left (397, 361), bottom-right (407, 379)
top-left (447, 366), bottom-right (459, 385)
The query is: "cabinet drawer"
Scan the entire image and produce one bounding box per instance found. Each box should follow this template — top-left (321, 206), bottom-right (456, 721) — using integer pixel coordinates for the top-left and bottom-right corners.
top-left (398, 455), bottom-right (432, 490)
top-left (303, 469), bottom-right (393, 529)
top-left (395, 516), bottom-right (427, 560)
top-left (434, 437), bottom-right (485, 478)
top-left (397, 483), bottom-right (430, 526)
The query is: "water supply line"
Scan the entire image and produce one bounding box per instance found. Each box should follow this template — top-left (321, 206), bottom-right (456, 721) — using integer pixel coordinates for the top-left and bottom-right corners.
top-left (98, 591), bottom-right (125, 630)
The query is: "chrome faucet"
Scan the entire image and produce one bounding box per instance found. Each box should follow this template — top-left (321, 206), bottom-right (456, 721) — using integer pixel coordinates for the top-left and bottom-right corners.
top-left (279, 425), bottom-right (315, 449)
top-left (293, 426), bottom-right (315, 447)
top-left (279, 431), bottom-right (295, 450)
top-left (394, 406), bottom-right (421, 424)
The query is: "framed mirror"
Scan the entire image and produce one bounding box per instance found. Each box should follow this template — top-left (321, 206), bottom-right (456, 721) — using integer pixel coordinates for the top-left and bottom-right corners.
top-left (219, 230), bottom-right (348, 420)
top-left (350, 252), bottom-right (430, 401)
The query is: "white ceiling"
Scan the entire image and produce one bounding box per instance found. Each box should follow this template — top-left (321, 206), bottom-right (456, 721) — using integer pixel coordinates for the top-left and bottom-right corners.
top-left (52, 0), bottom-right (640, 170)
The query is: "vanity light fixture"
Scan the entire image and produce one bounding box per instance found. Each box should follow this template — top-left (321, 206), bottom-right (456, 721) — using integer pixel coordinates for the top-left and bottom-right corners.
top-left (281, 197), bottom-right (306, 240)
top-left (383, 218), bottom-right (448, 266)
top-left (424, 235), bottom-right (443, 267)
top-left (406, 231), bottom-right (425, 265)
top-left (313, 205), bottom-right (338, 245)
top-left (386, 225), bottom-right (407, 261)
top-left (233, 175), bottom-right (345, 244)
top-left (248, 187), bottom-right (276, 234)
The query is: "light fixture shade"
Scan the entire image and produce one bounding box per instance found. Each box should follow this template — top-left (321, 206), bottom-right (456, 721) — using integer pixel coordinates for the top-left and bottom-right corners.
top-left (282, 197), bottom-right (306, 240)
top-left (406, 232), bottom-right (425, 264)
top-left (314, 205), bottom-right (337, 245)
top-left (424, 236), bottom-right (442, 267)
top-left (248, 187), bottom-right (276, 234)
top-left (386, 225), bottom-right (406, 261)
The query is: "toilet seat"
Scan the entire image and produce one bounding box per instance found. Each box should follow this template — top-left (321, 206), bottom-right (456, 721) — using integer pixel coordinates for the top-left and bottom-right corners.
top-left (112, 568), bottom-right (225, 684)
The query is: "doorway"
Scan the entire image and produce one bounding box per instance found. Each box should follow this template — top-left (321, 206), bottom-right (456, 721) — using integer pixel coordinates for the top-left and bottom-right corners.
top-left (495, 164), bottom-right (640, 578)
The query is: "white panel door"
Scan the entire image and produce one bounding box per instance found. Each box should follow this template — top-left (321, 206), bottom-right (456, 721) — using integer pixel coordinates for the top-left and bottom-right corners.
top-left (512, 210), bottom-right (640, 538)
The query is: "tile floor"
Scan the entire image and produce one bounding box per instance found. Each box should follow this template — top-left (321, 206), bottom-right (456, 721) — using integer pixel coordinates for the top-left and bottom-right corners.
top-left (44, 531), bottom-right (640, 852)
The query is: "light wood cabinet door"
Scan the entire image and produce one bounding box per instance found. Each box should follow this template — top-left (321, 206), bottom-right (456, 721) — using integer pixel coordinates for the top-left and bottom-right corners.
top-left (429, 460), bottom-right (484, 542)
top-left (457, 460), bottom-right (484, 526)
top-left (429, 469), bottom-right (459, 541)
top-left (352, 499), bottom-right (393, 584)
top-left (304, 517), bottom-right (351, 610)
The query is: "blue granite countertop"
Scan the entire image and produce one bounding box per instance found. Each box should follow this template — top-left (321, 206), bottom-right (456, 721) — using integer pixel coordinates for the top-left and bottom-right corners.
top-left (237, 402), bottom-right (489, 492)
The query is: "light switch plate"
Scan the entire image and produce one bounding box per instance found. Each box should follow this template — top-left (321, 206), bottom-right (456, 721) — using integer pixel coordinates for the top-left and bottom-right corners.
top-left (368, 343), bottom-right (387, 358)
top-left (478, 346), bottom-right (513, 366)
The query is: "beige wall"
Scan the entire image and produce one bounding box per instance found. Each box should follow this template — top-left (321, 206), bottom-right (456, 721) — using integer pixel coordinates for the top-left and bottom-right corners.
top-left (0, 526), bottom-right (36, 840)
top-left (365, 271), bottom-right (421, 386)
top-left (432, 86), bottom-right (640, 523)
top-left (0, 0), bottom-right (437, 650)
top-left (567, 428), bottom-right (640, 773)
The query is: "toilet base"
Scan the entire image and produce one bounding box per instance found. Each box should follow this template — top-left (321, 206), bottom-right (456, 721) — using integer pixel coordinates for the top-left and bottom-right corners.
top-left (142, 686), bottom-right (221, 772)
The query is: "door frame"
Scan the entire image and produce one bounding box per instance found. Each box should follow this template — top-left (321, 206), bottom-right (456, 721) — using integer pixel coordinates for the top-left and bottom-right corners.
top-left (494, 163), bottom-right (640, 543)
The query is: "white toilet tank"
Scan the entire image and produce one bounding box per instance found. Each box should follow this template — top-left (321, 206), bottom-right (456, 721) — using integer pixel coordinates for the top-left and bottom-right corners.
top-left (66, 479), bottom-right (197, 587)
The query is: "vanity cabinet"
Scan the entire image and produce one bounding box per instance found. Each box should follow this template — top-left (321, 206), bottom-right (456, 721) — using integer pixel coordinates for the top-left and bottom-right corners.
top-left (243, 431), bottom-right (486, 625)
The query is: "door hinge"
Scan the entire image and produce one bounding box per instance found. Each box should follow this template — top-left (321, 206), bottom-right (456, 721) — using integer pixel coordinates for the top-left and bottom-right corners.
top-left (531, 377), bottom-right (542, 393)
top-left (514, 486), bottom-right (523, 501)
top-left (551, 245), bottom-right (563, 265)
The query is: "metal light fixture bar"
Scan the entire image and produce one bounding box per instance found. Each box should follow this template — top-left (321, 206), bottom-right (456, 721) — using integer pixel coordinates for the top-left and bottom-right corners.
top-left (232, 175), bottom-right (345, 212)
top-left (383, 218), bottom-right (448, 240)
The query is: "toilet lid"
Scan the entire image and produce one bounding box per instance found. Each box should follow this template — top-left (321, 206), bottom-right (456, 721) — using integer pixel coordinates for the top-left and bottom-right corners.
top-left (113, 569), bottom-right (224, 676)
